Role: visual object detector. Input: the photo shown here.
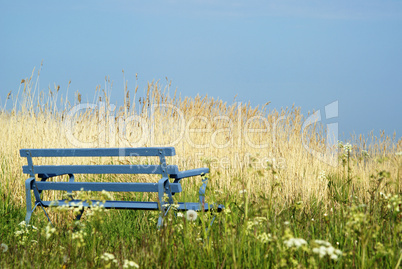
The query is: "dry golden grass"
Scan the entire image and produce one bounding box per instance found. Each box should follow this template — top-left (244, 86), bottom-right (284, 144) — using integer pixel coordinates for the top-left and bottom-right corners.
top-left (1, 70), bottom-right (401, 212)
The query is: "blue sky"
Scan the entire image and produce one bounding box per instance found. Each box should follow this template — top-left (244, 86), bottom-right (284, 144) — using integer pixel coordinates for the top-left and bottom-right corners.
top-left (1, 0), bottom-right (401, 140)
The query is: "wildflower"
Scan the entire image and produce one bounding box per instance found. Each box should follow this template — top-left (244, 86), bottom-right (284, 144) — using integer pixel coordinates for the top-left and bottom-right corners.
top-left (361, 150), bottom-right (370, 158)
top-left (246, 221), bottom-right (255, 233)
top-left (45, 224), bottom-right (56, 239)
top-left (344, 143), bottom-right (352, 153)
top-left (177, 212), bottom-right (183, 218)
top-left (71, 229), bottom-right (87, 248)
top-left (100, 252), bottom-right (116, 262)
top-left (1, 243), bottom-right (8, 253)
top-left (396, 152), bottom-right (402, 156)
top-left (186, 210), bottom-right (198, 221)
top-left (312, 240), bottom-right (342, 260)
top-left (176, 223), bottom-right (183, 231)
top-left (257, 232), bottom-right (272, 243)
top-left (224, 208), bottom-right (231, 215)
top-left (253, 217), bottom-right (267, 224)
top-left (330, 254), bottom-right (339, 260)
top-left (314, 240), bottom-right (331, 247)
top-left (284, 238), bottom-right (307, 249)
top-left (123, 259), bottom-right (139, 268)
top-left (318, 171), bottom-right (326, 181)
top-left (284, 221), bottom-right (290, 225)
top-left (101, 190), bottom-right (113, 200)
top-left (239, 189), bottom-right (247, 195)
top-left (14, 220), bottom-right (38, 246)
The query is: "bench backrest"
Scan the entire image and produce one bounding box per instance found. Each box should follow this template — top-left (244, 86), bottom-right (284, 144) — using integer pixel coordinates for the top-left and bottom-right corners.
top-left (20, 147), bottom-right (179, 179)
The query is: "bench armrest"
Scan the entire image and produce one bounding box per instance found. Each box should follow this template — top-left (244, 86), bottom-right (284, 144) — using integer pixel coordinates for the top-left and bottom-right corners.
top-left (169, 168), bottom-right (209, 180)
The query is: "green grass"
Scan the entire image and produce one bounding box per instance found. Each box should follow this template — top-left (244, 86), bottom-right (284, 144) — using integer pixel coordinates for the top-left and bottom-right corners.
top-left (1, 172), bottom-right (401, 269)
top-left (0, 77), bottom-right (401, 268)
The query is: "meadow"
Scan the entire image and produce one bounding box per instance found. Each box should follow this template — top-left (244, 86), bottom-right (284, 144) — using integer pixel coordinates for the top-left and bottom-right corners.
top-left (0, 71), bottom-right (401, 268)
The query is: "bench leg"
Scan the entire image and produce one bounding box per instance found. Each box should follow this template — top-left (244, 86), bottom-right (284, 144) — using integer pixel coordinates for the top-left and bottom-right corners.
top-left (67, 174), bottom-right (75, 200)
top-left (75, 208), bottom-right (85, 221)
top-left (29, 180), bottom-right (53, 225)
top-left (157, 177), bottom-right (173, 228)
top-left (39, 203), bottom-right (53, 225)
top-left (157, 214), bottom-right (163, 228)
top-left (25, 177), bottom-right (35, 224)
top-left (199, 176), bottom-right (208, 206)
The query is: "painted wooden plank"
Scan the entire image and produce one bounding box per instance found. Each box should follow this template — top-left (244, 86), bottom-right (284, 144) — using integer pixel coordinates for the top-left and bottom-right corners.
top-left (23, 164), bottom-right (179, 175)
top-left (41, 200), bottom-right (214, 211)
top-left (35, 181), bottom-right (182, 193)
top-left (42, 200), bottom-right (160, 210)
top-left (20, 147), bottom-right (176, 157)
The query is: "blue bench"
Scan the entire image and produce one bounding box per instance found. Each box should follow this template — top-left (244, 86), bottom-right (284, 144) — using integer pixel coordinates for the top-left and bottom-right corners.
top-left (20, 147), bottom-right (223, 227)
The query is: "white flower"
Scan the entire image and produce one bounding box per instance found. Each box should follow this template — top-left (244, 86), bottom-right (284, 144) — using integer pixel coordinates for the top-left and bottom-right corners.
top-left (318, 171), bottom-right (326, 181)
top-left (177, 212), bottom-right (183, 218)
top-left (327, 246), bottom-right (335, 255)
top-left (186, 210), bottom-right (198, 221)
top-left (284, 238), bottom-right (307, 249)
top-left (1, 243), bottom-right (8, 253)
top-left (330, 254), bottom-right (339, 260)
top-left (45, 224), bottom-right (56, 239)
top-left (313, 240), bottom-right (342, 260)
top-left (123, 259), bottom-right (139, 268)
top-left (284, 221), bottom-right (290, 225)
top-left (314, 240), bottom-right (331, 247)
top-left (257, 233), bottom-right (272, 243)
top-left (344, 143), bottom-right (352, 153)
top-left (101, 190), bottom-right (113, 200)
top-left (239, 189), bottom-right (247, 194)
top-left (100, 252), bottom-right (115, 262)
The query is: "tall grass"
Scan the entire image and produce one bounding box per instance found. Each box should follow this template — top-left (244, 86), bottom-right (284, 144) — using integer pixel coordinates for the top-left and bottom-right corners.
top-left (0, 70), bottom-right (401, 268)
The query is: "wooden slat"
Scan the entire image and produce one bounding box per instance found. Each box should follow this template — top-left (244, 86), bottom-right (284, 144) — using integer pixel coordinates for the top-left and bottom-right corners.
top-left (20, 147), bottom-right (176, 157)
top-left (23, 164), bottom-right (179, 175)
top-left (35, 181), bottom-right (182, 193)
top-left (40, 200), bottom-right (214, 211)
top-left (42, 200), bottom-right (160, 210)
